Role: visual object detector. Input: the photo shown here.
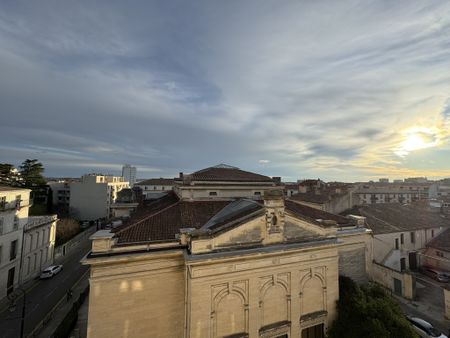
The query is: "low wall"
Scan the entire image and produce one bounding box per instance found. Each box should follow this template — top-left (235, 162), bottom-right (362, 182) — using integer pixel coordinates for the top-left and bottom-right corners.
top-left (445, 288), bottom-right (450, 320)
top-left (54, 226), bottom-right (97, 262)
top-left (372, 261), bottom-right (415, 300)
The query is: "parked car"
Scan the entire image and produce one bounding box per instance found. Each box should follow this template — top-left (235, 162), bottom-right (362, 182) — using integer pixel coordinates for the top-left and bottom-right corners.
top-left (420, 266), bottom-right (450, 283)
top-left (407, 316), bottom-right (447, 338)
top-left (40, 265), bottom-right (63, 279)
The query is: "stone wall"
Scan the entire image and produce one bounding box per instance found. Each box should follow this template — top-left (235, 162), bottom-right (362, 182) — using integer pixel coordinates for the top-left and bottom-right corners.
top-left (339, 247), bottom-right (367, 284)
top-left (372, 262), bottom-right (415, 300)
top-left (54, 226), bottom-right (97, 262)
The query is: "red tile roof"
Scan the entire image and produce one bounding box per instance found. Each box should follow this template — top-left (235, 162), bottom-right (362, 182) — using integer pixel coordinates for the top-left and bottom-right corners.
top-left (114, 200), bottom-right (230, 244)
top-left (187, 165), bottom-right (275, 183)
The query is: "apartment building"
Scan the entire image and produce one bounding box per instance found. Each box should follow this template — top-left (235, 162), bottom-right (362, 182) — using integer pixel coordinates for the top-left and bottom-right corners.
top-left (354, 182), bottom-right (429, 204)
top-left (0, 186), bottom-right (31, 299)
top-left (121, 164), bottom-right (137, 187)
top-left (21, 215), bottom-right (57, 282)
top-left (70, 174), bottom-right (129, 221)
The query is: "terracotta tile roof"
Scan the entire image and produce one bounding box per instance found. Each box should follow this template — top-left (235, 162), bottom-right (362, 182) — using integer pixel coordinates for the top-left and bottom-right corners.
top-left (188, 164), bottom-right (275, 183)
top-left (343, 202), bottom-right (450, 234)
top-left (427, 228), bottom-right (450, 252)
top-left (285, 200), bottom-right (351, 226)
top-left (114, 199), bottom-right (230, 243)
top-left (136, 178), bottom-right (175, 186)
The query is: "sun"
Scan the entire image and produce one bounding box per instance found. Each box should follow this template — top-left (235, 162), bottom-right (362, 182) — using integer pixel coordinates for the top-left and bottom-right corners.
top-left (403, 134), bottom-right (427, 151)
top-left (394, 127), bottom-right (440, 157)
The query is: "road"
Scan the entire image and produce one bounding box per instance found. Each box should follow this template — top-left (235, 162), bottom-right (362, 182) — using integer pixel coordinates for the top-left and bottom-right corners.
top-left (397, 274), bottom-right (450, 337)
top-left (0, 240), bottom-right (91, 338)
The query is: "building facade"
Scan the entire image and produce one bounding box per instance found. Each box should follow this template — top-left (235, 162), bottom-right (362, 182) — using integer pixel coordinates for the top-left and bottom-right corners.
top-left (174, 164), bottom-right (278, 200)
top-left (354, 182), bottom-right (430, 204)
top-left (0, 186), bottom-right (31, 299)
top-left (70, 174), bottom-right (129, 221)
top-left (21, 215), bottom-right (57, 283)
top-left (83, 166), bottom-right (374, 338)
top-left (85, 190), bottom-right (341, 338)
top-left (345, 202), bottom-right (450, 272)
top-left (135, 178), bottom-right (175, 198)
top-left (122, 165), bottom-right (137, 187)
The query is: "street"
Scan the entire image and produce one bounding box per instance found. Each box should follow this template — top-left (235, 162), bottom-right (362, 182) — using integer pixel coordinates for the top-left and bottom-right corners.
top-left (0, 240), bottom-right (91, 338)
top-left (397, 273), bottom-right (450, 337)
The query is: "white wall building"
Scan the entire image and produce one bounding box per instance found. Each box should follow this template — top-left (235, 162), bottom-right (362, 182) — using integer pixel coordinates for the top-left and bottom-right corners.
top-left (0, 186), bottom-right (31, 299)
top-left (122, 165), bottom-right (137, 187)
top-left (70, 174), bottom-right (129, 221)
top-left (135, 178), bottom-right (174, 198)
top-left (21, 215), bottom-right (57, 283)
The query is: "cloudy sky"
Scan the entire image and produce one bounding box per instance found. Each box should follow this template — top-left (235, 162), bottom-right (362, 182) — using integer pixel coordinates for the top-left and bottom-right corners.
top-left (0, 1), bottom-right (449, 181)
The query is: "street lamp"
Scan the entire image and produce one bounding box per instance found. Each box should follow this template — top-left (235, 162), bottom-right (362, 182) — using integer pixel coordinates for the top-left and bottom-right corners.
top-left (8, 286), bottom-right (26, 338)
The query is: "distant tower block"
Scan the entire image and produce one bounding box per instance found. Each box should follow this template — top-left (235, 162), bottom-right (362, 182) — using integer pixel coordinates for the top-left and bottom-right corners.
top-left (122, 164), bottom-right (137, 186)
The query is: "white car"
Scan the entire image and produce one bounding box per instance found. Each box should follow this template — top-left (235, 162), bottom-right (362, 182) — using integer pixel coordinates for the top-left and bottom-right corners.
top-left (407, 316), bottom-right (447, 338)
top-left (40, 265), bottom-right (63, 279)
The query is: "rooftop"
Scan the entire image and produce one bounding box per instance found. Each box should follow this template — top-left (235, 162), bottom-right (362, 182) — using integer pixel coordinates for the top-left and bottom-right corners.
top-left (136, 178), bottom-right (175, 186)
top-left (0, 185), bottom-right (31, 192)
top-left (342, 202), bottom-right (450, 234)
top-left (427, 228), bottom-right (450, 252)
top-left (184, 164), bottom-right (275, 183)
top-left (285, 200), bottom-right (353, 227)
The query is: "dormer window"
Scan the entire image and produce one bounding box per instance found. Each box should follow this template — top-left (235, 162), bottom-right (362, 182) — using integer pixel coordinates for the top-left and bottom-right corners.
top-left (272, 214), bottom-right (278, 226)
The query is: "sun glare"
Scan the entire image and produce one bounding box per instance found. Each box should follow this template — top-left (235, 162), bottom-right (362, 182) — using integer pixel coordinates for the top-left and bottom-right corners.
top-left (395, 127), bottom-right (440, 157)
top-left (403, 134), bottom-right (427, 151)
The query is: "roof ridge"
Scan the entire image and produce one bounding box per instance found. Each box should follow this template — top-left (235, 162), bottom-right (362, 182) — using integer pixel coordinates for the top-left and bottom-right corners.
top-left (115, 200), bottom-right (181, 235)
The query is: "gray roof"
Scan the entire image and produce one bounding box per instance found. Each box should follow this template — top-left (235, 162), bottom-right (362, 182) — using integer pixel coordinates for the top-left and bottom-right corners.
top-left (344, 202), bottom-right (450, 234)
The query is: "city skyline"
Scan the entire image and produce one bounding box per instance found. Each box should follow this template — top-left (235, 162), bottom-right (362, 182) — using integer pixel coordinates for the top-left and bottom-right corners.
top-left (1, 1), bottom-right (449, 181)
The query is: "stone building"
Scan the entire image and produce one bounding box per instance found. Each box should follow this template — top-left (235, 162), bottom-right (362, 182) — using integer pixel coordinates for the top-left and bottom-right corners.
top-left (0, 186), bottom-right (31, 299)
top-left (344, 202), bottom-right (450, 272)
top-left (21, 215), bottom-right (57, 282)
top-left (83, 166), bottom-right (373, 338)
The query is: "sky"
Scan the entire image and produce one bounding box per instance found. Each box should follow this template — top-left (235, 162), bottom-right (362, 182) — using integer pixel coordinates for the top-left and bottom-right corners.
top-left (0, 1), bottom-right (449, 182)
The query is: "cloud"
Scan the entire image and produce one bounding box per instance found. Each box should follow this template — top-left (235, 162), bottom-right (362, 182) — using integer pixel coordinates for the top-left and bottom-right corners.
top-left (0, 1), bottom-right (449, 180)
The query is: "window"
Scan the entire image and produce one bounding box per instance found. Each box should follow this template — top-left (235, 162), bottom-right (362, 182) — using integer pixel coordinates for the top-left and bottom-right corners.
top-left (36, 232), bottom-right (40, 249)
top-left (162, 186), bottom-right (165, 191)
top-left (0, 218), bottom-right (3, 235)
top-left (410, 232), bottom-right (415, 243)
top-left (437, 251), bottom-right (444, 258)
top-left (29, 234), bottom-right (33, 252)
top-left (153, 186), bottom-right (156, 190)
top-left (272, 214), bottom-right (278, 226)
top-left (400, 233), bottom-right (404, 245)
top-left (13, 216), bottom-right (19, 231)
top-left (431, 229), bottom-right (435, 237)
top-left (400, 257), bottom-right (406, 271)
top-left (0, 196), bottom-right (6, 209)
top-left (209, 191), bottom-right (218, 196)
top-left (10, 240), bottom-right (17, 261)
top-left (395, 238), bottom-right (399, 250)
top-left (254, 191), bottom-right (261, 196)
top-left (15, 195), bottom-right (21, 209)
top-left (0, 245), bottom-right (2, 264)
top-left (7, 267), bottom-right (15, 294)
top-left (302, 324), bottom-right (324, 338)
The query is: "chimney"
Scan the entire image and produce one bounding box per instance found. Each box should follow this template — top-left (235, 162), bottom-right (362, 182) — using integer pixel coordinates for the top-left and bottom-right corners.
top-left (272, 177), bottom-right (281, 184)
top-left (179, 172), bottom-right (183, 179)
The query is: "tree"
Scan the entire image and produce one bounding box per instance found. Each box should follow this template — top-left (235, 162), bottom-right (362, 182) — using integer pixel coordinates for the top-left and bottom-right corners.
top-left (56, 218), bottom-right (81, 246)
top-left (19, 159), bottom-right (45, 187)
top-left (0, 163), bottom-right (19, 186)
top-left (328, 276), bottom-right (418, 338)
